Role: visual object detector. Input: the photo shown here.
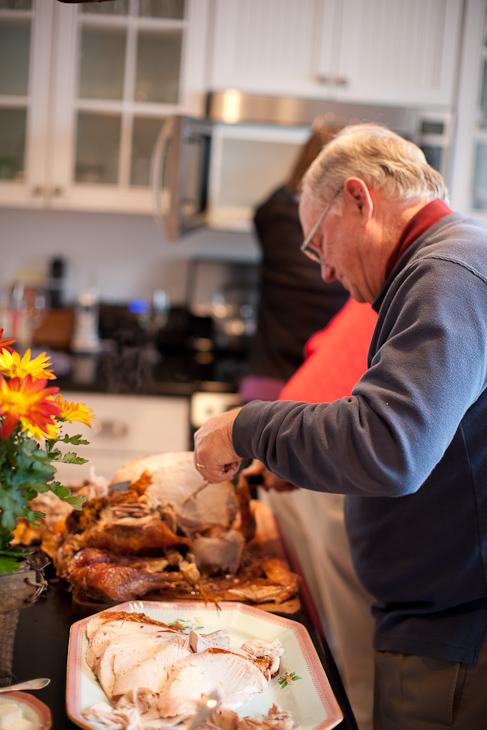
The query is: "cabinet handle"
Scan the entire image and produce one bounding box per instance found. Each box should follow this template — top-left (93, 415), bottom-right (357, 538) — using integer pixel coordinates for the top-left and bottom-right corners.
top-left (32, 186), bottom-right (45, 196)
top-left (334, 77), bottom-right (348, 87)
top-left (94, 420), bottom-right (128, 437)
top-left (317, 75), bottom-right (330, 85)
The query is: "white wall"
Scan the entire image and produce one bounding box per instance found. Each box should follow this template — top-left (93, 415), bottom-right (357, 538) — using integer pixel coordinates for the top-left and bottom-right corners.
top-left (0, 207), bottom-right (259, 307)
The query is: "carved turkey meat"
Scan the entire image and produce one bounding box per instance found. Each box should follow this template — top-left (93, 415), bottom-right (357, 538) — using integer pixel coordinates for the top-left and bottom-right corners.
top-left (82, 610), bottom-right (291, 730)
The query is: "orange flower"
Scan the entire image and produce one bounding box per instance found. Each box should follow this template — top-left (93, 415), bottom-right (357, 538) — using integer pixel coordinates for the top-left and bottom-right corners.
top-left (54, 395), bottom-right (94, 428)
top-left (0, 329), bottom-right (15, 353)
top-left (0, 373), bottom-right (60, 439)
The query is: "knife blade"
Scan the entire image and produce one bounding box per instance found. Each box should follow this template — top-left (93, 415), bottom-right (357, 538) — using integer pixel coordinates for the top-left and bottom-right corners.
top-left (109, 480), bottom-right (131, 491)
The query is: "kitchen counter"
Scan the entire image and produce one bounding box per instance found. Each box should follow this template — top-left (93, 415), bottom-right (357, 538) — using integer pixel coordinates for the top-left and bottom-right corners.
top-left (44, 304), bottom-right (250, 399)
top-left (54, 346), bottom-right (245, 398)
top-left (11, 562), bottom-right (358, 730)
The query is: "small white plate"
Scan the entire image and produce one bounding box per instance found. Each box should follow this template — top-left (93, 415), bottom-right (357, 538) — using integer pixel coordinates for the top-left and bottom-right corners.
top-left (66, 600), bottom-right (343, 730)
top-left (0, 691), bottom-right (52, 730)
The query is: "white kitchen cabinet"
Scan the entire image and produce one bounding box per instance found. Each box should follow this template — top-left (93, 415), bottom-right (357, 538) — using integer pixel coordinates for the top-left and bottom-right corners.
top-left (0, 0), bottom-right (209, 213)
top-left (53, 392), bottom-right (190, 484)
top-left (209, 0), bottom-right (463, 107)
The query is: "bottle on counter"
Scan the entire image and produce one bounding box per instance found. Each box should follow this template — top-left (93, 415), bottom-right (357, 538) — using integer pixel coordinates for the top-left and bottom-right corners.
top-left (9, 270), bottom-right (49, 353)
top-left (48, 256), bottom-right (66, 309)
top-left (71, 287), bottom-right (100, 354)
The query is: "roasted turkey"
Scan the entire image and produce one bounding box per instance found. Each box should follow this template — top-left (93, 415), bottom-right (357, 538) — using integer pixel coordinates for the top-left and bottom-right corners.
top-left (51, 452), bottom-right (299, 609)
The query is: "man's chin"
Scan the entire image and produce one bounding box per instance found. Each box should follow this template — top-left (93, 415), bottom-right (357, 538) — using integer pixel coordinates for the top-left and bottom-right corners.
top-left (345, 284), bottom-right (368, 303)
top-left (351, 292), bottom-right (370, 303)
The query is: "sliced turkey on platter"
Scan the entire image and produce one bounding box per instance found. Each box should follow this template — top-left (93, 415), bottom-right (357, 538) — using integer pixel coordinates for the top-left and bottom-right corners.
top-left (80, 608), bottom-right (291, 730)
top-left (67, 601), bottom-right (344, 730)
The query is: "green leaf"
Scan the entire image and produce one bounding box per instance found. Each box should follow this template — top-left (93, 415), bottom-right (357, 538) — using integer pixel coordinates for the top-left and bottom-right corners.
top-left (49, 482), bottom-right (86, 510)
top-left (65, 494), bottom-right (86, 510)
top-left (0, 528), bottom-right (20, 552)
top-left (0, 544), bottom-right (24, 556)
top-left (0, 554), bottom-right (21, 573)
top-left (59, 452), bottom-right (88, 465)
top-left (48, 448), bottom-right (63, 462)
top-left (49, 482), bottom-right (73, 500)
top-left (59, 434), bottom-right (90, 446)
top-left (0, 486), bottom-right (29, 532)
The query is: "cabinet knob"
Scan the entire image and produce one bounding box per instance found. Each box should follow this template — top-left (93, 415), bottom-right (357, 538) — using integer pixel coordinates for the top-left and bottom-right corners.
top-left (317, 75), bottom-right (330, 85)
top-left (94, 420), bottom-right (128, 438)
top-left (334, 76), bottom-right (348, 87)
top-left (32, 186), bottom-right (44, 196)
top-left (52, 186), bottom-right (63, 197)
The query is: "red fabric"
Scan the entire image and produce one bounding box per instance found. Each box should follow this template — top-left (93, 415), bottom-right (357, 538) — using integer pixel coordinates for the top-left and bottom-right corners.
top-left (385, 199), bottom-right (452, 280)
top-left (277, 202), bottom-right (452, 404)
top-left (279, 299), bottom-right (378, 404)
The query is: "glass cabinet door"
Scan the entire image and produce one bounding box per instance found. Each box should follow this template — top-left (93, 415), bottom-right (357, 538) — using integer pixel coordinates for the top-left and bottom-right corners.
top-left (50, 0), bottom-right (207, 212)
top-left (0, 0), bottom-right (30, 181)
top-left (0, 0), bottom-right (53, 205)
top-left (0, 0), bottom-right (208, 212)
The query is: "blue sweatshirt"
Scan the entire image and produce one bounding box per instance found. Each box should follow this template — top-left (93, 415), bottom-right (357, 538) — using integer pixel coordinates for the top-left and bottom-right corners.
top-left (233, 212), bottom-right (487, 664)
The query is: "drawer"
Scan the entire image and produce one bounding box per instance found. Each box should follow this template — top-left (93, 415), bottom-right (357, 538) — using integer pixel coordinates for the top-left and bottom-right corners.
top-left (55, 392), bottom-right (190, 483)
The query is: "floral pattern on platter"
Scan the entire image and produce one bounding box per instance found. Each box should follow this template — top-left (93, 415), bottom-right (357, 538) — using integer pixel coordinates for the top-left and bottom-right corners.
top-left (277, 669), bottom-right (302, 688)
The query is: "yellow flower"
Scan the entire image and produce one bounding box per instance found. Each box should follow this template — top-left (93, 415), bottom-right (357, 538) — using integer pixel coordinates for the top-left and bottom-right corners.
top-left (0, 348), bottom-right (55, 381)
top-left (54, 395), bottom-right (94, 427)
top-left (21, 417), bottom-right (60, 441)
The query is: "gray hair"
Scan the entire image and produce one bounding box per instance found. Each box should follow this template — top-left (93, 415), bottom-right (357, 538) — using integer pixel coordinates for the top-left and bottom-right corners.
top-left (301, 123), bottom-right (450, 206)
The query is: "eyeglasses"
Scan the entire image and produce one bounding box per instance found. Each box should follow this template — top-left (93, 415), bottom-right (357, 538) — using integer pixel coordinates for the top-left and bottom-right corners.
top-left (300, 187), bottom-right (343, 264)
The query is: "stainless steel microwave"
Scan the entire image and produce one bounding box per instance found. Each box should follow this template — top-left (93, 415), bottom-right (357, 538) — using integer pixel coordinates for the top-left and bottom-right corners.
top-left (152, 115), bottom-right (213, 241)
top-left (152, 92), bottom-right (455, 242)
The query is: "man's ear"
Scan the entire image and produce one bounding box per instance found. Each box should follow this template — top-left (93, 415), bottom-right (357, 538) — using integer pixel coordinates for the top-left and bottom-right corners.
top-left (343, 178), bottom-right (373, 223)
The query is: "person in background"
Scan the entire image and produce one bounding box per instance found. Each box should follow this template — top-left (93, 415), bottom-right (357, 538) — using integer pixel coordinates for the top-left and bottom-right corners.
top-left (246, 296), bottom-right (378, 730)
top-left (239, 124), bottom-right (349, 403)
top-left (194, 124), bottom-right (487, 729)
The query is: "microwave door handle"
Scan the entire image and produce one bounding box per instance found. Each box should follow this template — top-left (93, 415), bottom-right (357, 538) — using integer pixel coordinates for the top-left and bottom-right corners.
top-left (151, 116), bottom-right (175, 234)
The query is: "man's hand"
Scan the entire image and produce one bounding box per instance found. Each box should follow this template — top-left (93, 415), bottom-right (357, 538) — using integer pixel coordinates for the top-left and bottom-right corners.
top-left (193, 407), bottom-right (243, 482)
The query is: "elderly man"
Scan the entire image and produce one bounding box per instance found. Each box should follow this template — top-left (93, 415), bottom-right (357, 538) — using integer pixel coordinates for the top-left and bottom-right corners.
top-left (193, 124), bottom-right (487, 729)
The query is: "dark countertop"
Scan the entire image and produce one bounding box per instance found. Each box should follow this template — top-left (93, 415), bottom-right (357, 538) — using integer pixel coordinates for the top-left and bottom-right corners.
top-left (34, 305), bottom-right (250, 398)
top-left (11, 566), bottom-right (358, 730)
top-left (54, 347), bottom-right (246, 398)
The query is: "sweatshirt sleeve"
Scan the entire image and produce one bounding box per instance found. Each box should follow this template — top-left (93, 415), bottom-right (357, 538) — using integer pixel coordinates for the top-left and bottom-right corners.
top-left (233, 256), bottom-right (487, 498)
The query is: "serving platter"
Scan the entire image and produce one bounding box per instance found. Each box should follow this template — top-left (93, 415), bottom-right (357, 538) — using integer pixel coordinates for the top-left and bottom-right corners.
top-left (66, 600), bottom-right (343, 730)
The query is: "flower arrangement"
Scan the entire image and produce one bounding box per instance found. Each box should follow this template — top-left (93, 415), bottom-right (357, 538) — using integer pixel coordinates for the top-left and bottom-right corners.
top-left (0, 329), bottom-right (94, 574)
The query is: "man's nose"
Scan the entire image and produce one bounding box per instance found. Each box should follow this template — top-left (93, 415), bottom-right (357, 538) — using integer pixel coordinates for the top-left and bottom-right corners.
top-left (321, 263), bottom-right (335, 282)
